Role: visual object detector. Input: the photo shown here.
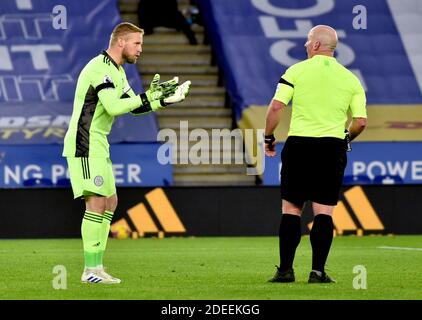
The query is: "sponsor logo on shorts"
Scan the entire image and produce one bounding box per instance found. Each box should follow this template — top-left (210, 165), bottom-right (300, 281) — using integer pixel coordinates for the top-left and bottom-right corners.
top-left (94, 175), bottom-right (104, 187)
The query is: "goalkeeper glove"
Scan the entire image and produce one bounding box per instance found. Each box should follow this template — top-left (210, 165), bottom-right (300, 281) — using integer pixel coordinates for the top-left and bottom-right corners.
top-left (145, 74), bottom-right (179, 102)
top-left (159, 77), bottom-right (180, 100)
top-left (162, 80), bottom-right (191, 105)
top-left (132, 76), bottom-right (188, 115)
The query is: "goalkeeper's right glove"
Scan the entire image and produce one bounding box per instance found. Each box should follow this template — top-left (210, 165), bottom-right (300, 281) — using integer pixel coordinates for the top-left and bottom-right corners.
top-left (132, 75), bottom-right (180, 115)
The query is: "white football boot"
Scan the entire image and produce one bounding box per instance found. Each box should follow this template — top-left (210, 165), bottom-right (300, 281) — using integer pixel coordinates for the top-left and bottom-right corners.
top-left (97, 267), bottom-right (121, 284)
top-left (81, 268), bottom-right (121, 284)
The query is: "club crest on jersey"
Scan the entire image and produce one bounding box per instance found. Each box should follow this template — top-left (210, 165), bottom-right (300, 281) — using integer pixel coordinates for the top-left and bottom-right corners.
top-left (94, 175), bottom-right (104, 187)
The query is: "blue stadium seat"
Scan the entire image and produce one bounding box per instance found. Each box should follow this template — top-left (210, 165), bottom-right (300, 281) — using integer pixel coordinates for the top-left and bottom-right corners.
top-left (23, 178), bottom-right (53, 187)
top-left (373, 175), bottom-right (404, 185)
top-left (343, 175), bottom-right (372, 185)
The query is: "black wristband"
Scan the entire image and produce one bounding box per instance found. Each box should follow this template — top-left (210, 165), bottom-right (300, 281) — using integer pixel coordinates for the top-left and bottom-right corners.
top-left (344, 129), bottom-right (352, 152)
top-left (160, 98), bottom-right (168, 107)
top-left (140, 93), bottom-right (150, 106)
top-left (264, 134), bottom-right (275, 144)
top-left (131, 93), bottom-right (152, 114)
top-left (264, 134), bottom-right (276, 151)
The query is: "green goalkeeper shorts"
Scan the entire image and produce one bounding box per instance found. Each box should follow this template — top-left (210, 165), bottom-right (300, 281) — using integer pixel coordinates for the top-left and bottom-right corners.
top-left (66, 157), bottom-right (116, 199)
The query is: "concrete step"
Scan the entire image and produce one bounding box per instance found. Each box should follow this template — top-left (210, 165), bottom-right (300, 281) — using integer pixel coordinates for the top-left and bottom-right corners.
top-left (118, 0), bottom-right (142, 13)
top-left (160, 128), bottom-right (242, 138)
top-left (139, 64), bottom-right (216, 75)
top-left (118, 13), bottom-right (205, 37)
top-left (120, 13), bottom-right (205, 34)
top-left (139, 86), bottom-right (225, 97)
top-left (173, 174), bottom-right (256, 186)
top-left (142, 74), bottom-right (217, 87)
top-left (175, 96), bottom-right (225, 107)
top-left (158, 117), bottom-right (232, 129)
top-left (157, 107), bottom-right (231, 117)
top-left (119, 13), bottom-right (140, 25)
top-left (173, 164), bottom-right (247, 174)
top-left (141, 44), bottom-right (211, 54)
top-left (170, 137), bottom-right (244, 149)
top-left (138, 87), bottom-right (225, 99)
top-left (143, 33), bottom-right (205, 45)
top-left (169, 145), bottom-right (246, 161)
top-left (189, 86), bottom-right (225, 96)
top-left (152, 25), bottom-right (204, 33)
top-left (120, 17), bottom-right (204, 38)
top-left (119, 0), bottom-right (198, 14)
top-left (139, 53), bottom-right (211, 65)
top-left (172, 154), bottom-right (247, 165)
top-left (159, 147), bottom-right (248, 167)
top-left (178, 149), bottom-right (246, 158)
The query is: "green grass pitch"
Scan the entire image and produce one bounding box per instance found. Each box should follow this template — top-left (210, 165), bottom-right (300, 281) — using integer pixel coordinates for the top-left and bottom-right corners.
top-left (0, 235), bottom-right (421, 300)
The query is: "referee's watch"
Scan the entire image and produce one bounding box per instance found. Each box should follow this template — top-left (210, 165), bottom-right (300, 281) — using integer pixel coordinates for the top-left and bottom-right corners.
top-left (344, 129), bottom-right (352, 152)
top-left (264, 134), bottom-right (276, 151)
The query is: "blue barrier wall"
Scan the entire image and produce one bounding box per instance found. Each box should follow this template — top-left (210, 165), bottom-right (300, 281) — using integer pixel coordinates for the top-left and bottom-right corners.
top-left (0, 144), bottom-right (173, 188)
top-left (263, 142), bottom-right (422, 185)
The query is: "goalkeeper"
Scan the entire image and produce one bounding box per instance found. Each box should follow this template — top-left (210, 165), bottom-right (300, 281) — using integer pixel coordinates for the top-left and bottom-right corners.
top-left (62, 22), bottom-right (190, 284)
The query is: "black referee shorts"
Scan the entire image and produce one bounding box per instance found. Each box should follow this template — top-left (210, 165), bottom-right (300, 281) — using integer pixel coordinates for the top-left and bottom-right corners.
top-left (280, 136), bottom-right (347, 206)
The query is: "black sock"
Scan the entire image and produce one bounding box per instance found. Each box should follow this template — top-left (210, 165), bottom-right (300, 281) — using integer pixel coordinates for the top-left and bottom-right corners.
top-left (310, 214), bottom-right (334, 273)
top-left (278, 214), bottom-right (302, 272)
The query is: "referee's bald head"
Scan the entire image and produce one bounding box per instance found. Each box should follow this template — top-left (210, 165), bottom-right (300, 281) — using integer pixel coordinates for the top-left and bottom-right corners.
top-left (305, 25), bottom-right (338, 58)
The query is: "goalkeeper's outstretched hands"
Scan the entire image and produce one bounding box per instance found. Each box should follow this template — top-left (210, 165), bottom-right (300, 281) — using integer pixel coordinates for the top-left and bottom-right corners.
top-left (132, 74), bottom-right (190, 115)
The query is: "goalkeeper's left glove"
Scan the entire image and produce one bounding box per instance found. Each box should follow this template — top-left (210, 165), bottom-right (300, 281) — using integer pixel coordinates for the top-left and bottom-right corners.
top-left (131, 75), bottom-right (180, 115)
top-left (161, 80), bottom-right (191, 106)
top-left (145, 74), bottom-right (178, 102)
top-left (159, 77), bottom-right (180, 100)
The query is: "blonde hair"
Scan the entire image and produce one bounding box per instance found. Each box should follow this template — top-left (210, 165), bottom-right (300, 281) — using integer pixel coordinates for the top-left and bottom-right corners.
top-left (109, 22), bottom-right (144, 46)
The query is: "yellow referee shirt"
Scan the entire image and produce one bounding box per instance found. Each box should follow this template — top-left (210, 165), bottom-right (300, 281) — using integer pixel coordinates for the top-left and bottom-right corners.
top-left (273, 55), bottom-right (367, 139)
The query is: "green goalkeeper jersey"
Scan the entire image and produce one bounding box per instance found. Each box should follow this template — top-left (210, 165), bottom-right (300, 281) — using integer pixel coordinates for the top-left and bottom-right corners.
top-left (63, 51), bottom-right (141, 158)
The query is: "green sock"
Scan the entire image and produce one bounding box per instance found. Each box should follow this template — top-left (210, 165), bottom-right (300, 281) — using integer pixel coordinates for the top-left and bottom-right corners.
top-left (81, 211), bottom-right (103, 268)
top-left (96, 210), bottom-right (114, 267)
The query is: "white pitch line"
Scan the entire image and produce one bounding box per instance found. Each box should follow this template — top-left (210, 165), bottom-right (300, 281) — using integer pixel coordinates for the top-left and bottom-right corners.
top-left (378, 246), bottom-right (422, 251)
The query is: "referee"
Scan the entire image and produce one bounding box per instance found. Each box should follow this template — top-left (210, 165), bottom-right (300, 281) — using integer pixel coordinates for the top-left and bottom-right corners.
top-left (265, 25), bottom-right (367, 283)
